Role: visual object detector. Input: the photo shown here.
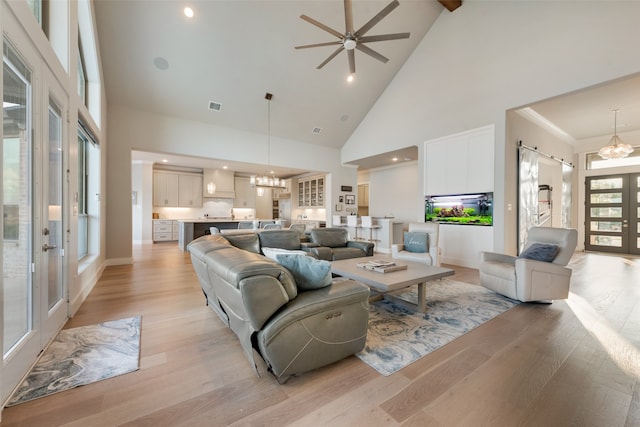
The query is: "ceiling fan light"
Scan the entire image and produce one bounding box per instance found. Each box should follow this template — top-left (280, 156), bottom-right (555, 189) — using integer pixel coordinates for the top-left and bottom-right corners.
top-left (343, 39), bottom-right (356, 50)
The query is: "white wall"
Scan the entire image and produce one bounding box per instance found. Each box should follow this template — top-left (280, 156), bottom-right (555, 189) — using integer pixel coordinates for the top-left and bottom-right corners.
top-left (367, 162), bottom-right (421, 223)
top-left (342, 0), bottom-right (640, 253)
top-left (106, 106), bottom-right (357, 262)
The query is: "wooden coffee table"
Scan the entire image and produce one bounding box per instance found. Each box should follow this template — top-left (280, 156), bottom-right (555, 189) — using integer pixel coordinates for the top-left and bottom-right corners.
top-left (330, 257), bottom-right (455, 313)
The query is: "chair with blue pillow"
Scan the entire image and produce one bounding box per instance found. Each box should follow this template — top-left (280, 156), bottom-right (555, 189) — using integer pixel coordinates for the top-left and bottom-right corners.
top-left (479, 226), bottom-right (577, 302)
top-left (391, 222), bottom-right (441, 266)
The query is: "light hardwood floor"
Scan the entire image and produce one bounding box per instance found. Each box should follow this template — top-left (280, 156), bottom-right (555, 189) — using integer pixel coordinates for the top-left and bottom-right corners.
top-left (2, 243), bottom-right (639, 426)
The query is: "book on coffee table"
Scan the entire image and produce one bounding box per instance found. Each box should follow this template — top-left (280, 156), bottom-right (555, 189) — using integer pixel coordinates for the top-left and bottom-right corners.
top-left (357, 260), bottom-right (408, 273)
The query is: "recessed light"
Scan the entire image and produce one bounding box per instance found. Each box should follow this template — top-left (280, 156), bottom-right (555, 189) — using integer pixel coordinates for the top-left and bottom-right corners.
top-left (184, 7), bottom-right (194, 18)
top-left (162, 159), bottom-right (168, 163)
top-left (153, 57), bottom-right (169, 70)
top-left (392, 157), bottom-right (398, 162)
top-left (347, 74), bottom-right (354, 83)
top-left (223, 166), bottom-right (228, 169)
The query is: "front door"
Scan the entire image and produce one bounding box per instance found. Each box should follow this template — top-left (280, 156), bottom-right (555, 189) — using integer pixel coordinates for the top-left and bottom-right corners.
top-left (585, 174), bottom-right (640, 255)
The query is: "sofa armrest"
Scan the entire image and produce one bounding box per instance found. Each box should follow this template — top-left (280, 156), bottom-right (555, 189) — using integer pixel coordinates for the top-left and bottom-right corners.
top-left (480, 251), bottom-right (517, 265)
top-left (514, 258), bottom-right (572, 301)
top-left (240, 275), bottom-right (291, 331)
top-left (391, 244), bottom-right (404, 257)
top-left (347, 241), bottom-right (374, 256)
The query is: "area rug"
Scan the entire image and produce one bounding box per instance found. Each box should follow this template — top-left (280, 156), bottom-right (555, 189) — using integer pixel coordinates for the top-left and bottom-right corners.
top-left (356, 279), bottom-right (518, 376)
top-left (6, 316), bottom-right (141, 406)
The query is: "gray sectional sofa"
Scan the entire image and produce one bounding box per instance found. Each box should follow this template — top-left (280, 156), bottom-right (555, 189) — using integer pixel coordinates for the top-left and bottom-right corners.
top-left (187, 231), bottom-right (371, 382)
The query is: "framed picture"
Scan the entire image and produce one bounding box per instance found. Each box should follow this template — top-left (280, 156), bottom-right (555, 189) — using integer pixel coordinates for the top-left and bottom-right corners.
top-left (345, 194), bottom-right (355, 205)
top-left (335, 203), bottom-right (343, 211)
top-left (339, 196), bottom-right (344, 203)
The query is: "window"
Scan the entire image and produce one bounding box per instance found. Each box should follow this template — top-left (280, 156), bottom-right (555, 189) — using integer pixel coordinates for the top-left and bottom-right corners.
top-left (586, 148), bottom-right (640, 170)
top-left (77, 121), bottom-right (99, 260)
top-left (27, 0), bottom-right (42, 24)
top-left (77, 49), bottom-right (86, 104)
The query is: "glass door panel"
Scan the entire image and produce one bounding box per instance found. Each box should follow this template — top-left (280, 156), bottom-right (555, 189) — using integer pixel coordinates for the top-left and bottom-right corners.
top-left (46, 99), bottom-right (63, 311)
top-left (2, 39), bottom-right (41, 403)
top-left (3, 44), bottom-right (33, 358)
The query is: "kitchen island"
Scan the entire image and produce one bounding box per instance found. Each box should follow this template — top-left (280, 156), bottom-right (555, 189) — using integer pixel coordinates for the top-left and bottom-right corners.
top-left (177, 219), bottom-right (284, 251)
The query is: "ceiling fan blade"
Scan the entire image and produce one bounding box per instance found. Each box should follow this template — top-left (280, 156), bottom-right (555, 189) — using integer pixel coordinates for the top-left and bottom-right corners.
top-left (300, 14), bottom-right (344, 40)
top-left (295, 41), bottom-right (342, 49)
top-left (355, 0), bottom-right (400, 37)
top-left (317, 46), bottom-right (344, 69)
top-left (348, 49), bottom-right (356, 74)
top-left (358, 33), bottom-right (410, 43)
top-left (344, 0), bottom-right (354, 34)
top-left (356, 44), bottom-right (389, 63)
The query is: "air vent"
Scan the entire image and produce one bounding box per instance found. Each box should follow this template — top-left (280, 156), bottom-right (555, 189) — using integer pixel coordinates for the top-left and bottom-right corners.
top-left (208, 101), bottom-right (222, 112)
top-left (312, 127), bottom-right (322, 135)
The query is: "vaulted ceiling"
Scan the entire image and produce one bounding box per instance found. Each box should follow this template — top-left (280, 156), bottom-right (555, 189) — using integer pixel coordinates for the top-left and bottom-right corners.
top-left (96, 0), bottom-right (639, 173)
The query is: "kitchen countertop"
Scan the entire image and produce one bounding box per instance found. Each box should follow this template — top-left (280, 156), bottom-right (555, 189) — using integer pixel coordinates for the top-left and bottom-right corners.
top-left (176, 218), bottom-right (285, 223)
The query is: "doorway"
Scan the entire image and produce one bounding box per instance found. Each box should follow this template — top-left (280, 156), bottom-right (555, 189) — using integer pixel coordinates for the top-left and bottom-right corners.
top-left (585, 173), bottom-right (640, 255)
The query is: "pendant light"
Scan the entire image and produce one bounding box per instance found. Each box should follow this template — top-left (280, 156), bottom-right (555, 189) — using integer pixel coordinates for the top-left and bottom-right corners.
top-left (250, 92), bottom-right (286, 193)
top-left (598, 109), bottom-right (634, 159)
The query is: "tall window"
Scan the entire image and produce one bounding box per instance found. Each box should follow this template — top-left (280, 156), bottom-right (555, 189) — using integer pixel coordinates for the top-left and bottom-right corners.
top-left (77, 49), bottom-right (86, 105)
top-left (77, 122), bottom-right (98, 260)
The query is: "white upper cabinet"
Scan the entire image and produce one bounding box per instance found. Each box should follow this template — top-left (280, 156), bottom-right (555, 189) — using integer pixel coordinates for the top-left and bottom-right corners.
top-left (153, 171), bottom-right (179, 207)
top-left (178, 174), bottom-right (203, 207)
top-left (233, 176), bottom-right (256, 208)
top-left (203, 169), bottom-right (235, 198)
top-left (297, 175), bottom-right (325, 208)
top-left (425, 125), bottom-right (495, 196)
top-left (153, 171), bottom-right (202, 207)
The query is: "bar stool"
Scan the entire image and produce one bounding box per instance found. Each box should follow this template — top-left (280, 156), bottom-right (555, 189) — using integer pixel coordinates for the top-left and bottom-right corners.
top-left (347, 215), bottom-right (359, 240)
top-left (360, 216), bottom-right (380, 242)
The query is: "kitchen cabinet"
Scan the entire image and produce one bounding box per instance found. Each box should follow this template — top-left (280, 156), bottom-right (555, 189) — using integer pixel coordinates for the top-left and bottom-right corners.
top-left (233, 176), bottom-right (256, 208)
top-left (178, 174), bottom-right (203, 207)
top-left (297, 175), bottom-right (324, 208)
top-left (153, 171), bottom-right (179, 207)
top-left (154, 171), bottom-right (202, 207)
top-left (153, 219), bottom-right (178, 242)
top-left (272, 179), bottom-right (291, 199)
top-left (425, 125), bottom-right (494, 196)
top-left (203, 168), bottom-right (235, 198)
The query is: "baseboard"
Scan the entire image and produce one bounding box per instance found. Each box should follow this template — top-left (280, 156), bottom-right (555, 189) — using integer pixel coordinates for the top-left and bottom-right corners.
top-left (70, 261), bottom-right (106, 316)
top-left (104, 257), bottom-right (134, 266)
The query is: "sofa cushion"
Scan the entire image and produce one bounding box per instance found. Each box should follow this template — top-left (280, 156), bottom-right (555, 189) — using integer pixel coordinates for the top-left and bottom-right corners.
top-left (258, 230), bottom-right (301, 251)
top-left (276, 253), bottom-right (332, 291)
top-left (518, 243), bottom-right (560, 262)
top-left (262, 247), bottom-right (308, 261)
top-left (404, 231), bottom-right (429, 253)
top-left (224, 233), bottom-right (261, 254)
top-left (310, 228), bottom-right (349, 248)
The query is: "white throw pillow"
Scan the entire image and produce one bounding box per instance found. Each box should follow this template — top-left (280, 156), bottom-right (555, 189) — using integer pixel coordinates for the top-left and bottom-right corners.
top-left (261, 247), bottom-right (307, 261)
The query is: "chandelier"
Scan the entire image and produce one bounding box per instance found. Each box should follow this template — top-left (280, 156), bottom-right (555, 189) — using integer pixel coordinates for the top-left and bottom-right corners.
top-left (598, 109), bottom-right (634, 159)
top-left (250, 92), bottom-right (286, 190)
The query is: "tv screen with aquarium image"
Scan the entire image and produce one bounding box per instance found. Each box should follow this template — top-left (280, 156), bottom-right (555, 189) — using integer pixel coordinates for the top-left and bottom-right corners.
top-left (425, 193), bottom-right (493, 226)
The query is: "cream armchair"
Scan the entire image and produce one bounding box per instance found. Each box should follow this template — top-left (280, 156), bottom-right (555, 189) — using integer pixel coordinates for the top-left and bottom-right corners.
top-left (391, 222), bottom-right (441, 266)
top-left (479, 227), bottom-right (577, 302)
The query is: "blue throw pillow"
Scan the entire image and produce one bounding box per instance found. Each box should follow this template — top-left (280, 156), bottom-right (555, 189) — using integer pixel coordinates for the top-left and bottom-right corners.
top-left (518, 243), bottom-right (560, 262)
top-left (275, 254), bottom-right (332, 291)
top-left (404, 231), bottom-right (429, 253)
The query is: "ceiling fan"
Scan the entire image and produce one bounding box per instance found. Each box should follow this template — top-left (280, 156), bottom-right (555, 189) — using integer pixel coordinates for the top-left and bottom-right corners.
top-left (295, 0), bottom-right (410, 74)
